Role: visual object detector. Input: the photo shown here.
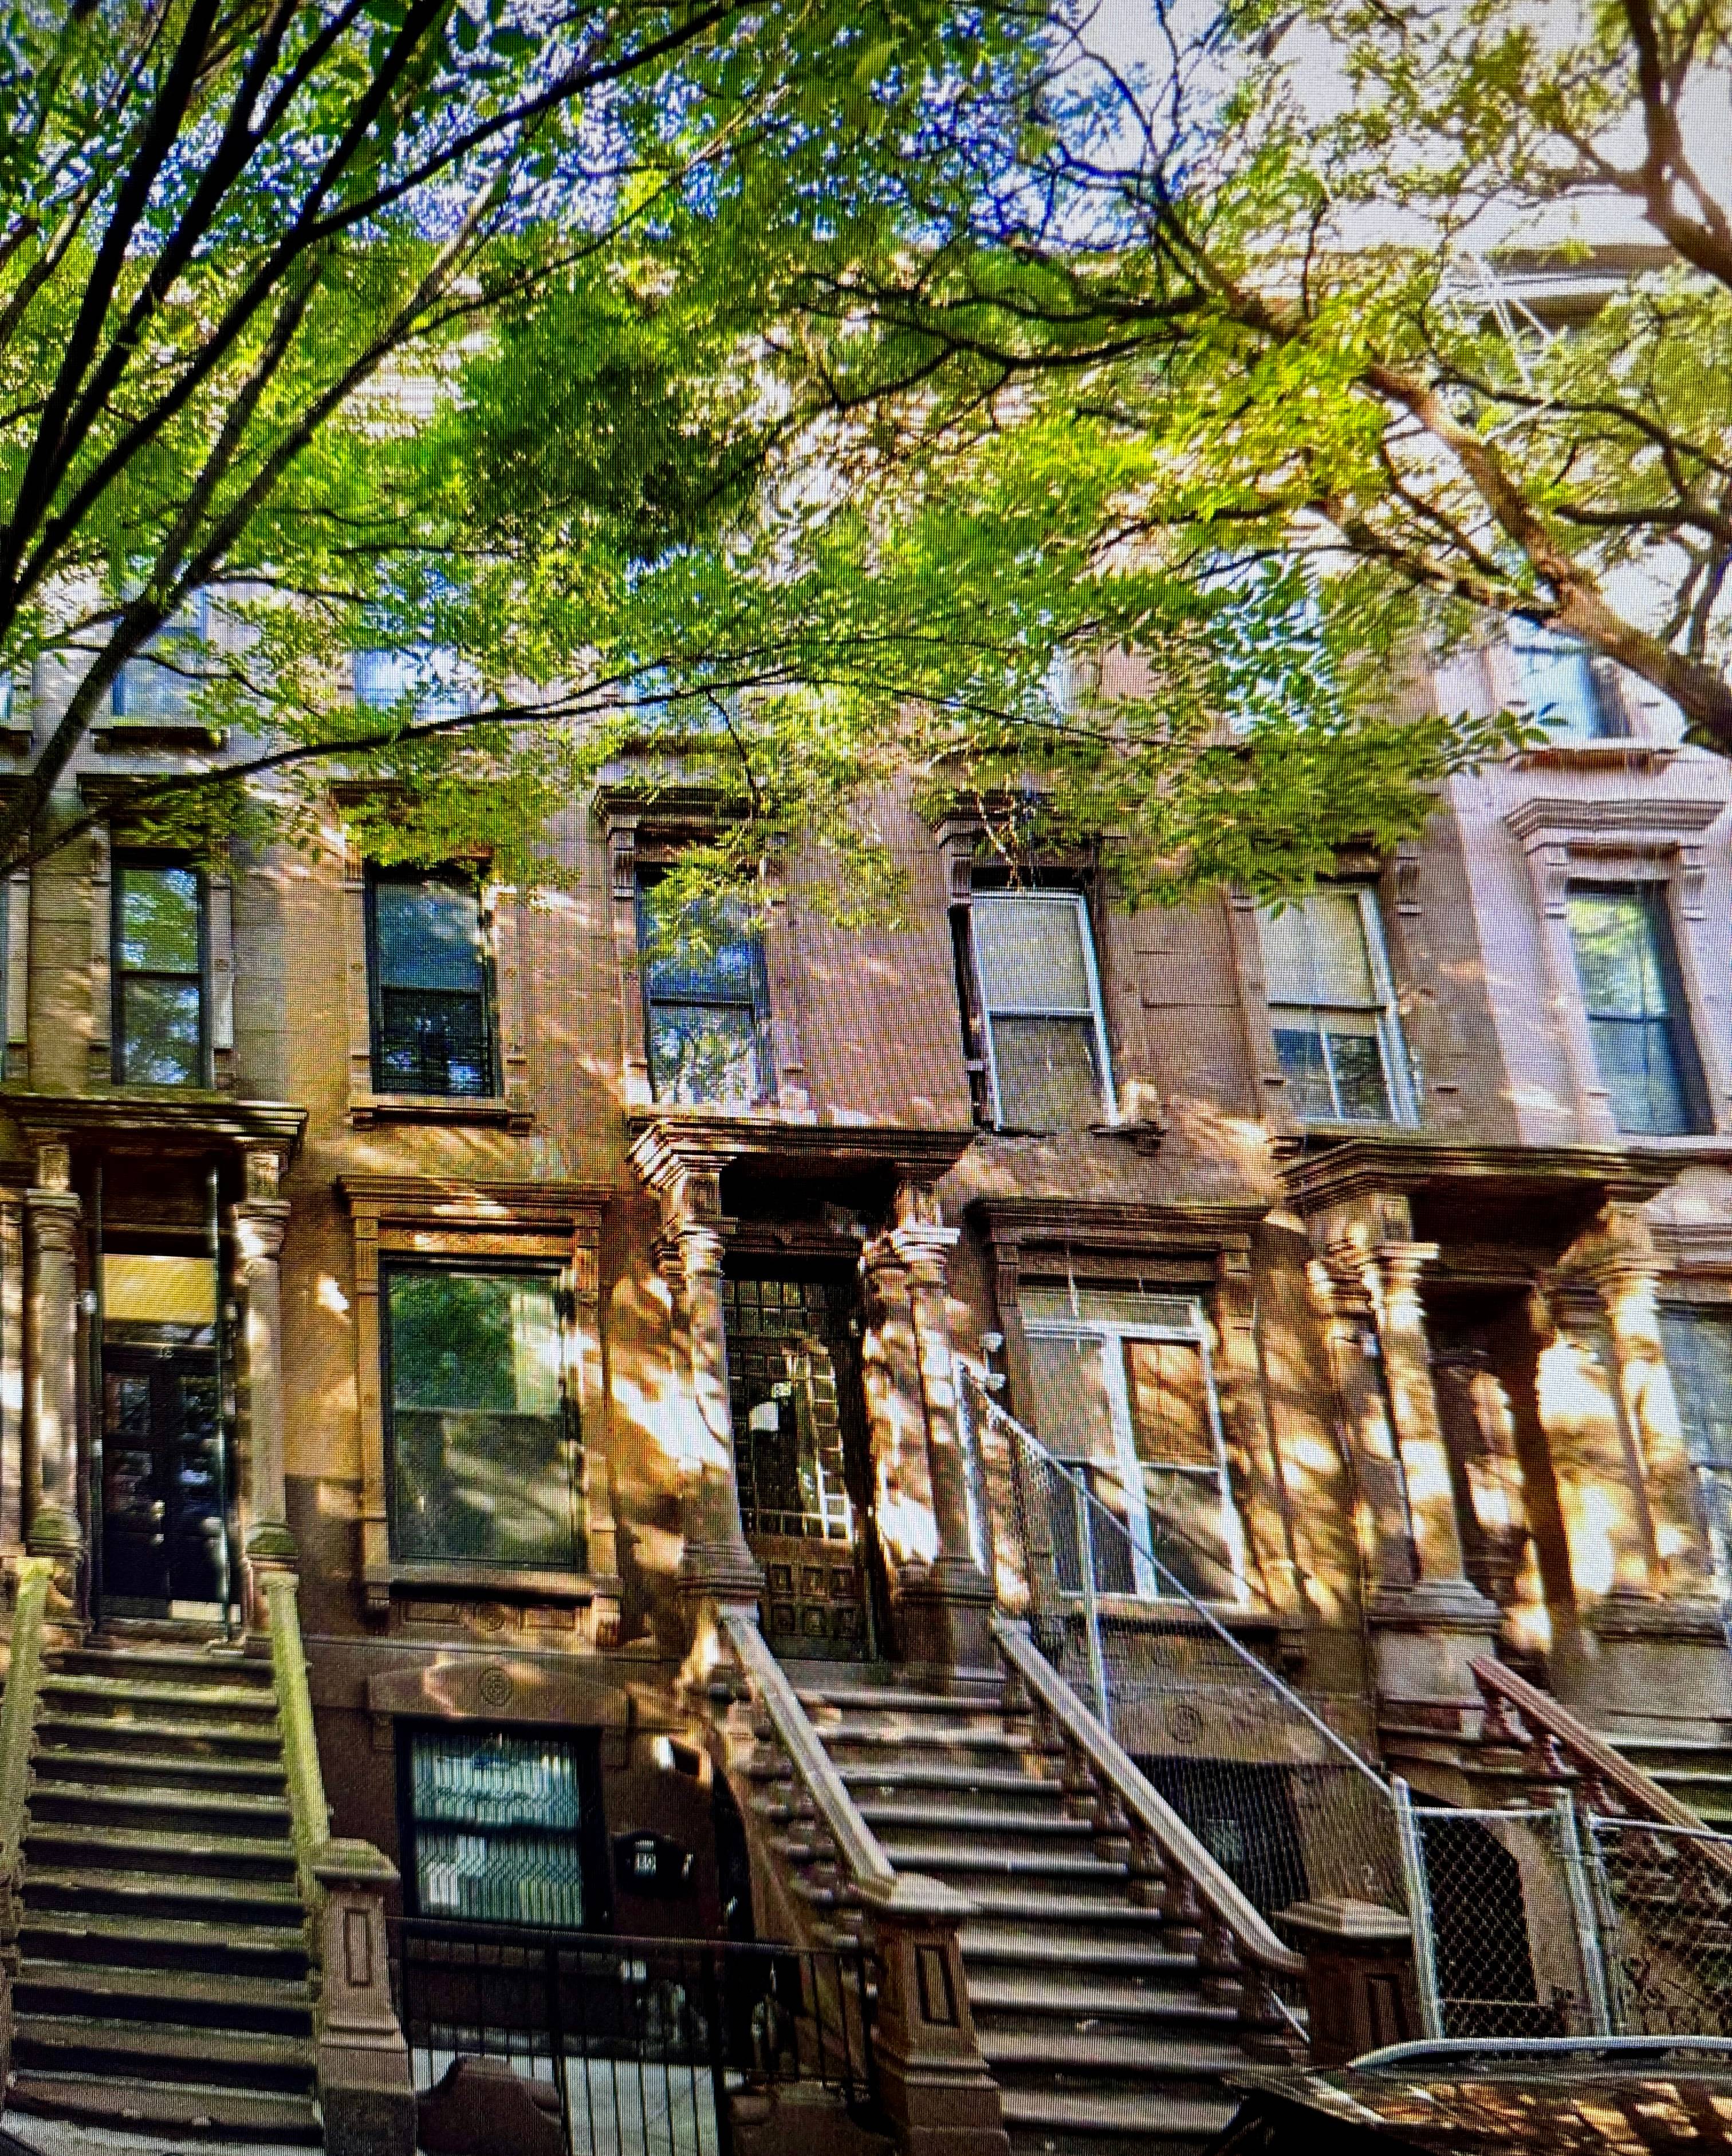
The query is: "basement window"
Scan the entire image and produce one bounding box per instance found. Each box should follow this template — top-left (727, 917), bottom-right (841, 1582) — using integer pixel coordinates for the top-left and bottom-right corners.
top-left (403, 1725), bottom-right (599, 1928)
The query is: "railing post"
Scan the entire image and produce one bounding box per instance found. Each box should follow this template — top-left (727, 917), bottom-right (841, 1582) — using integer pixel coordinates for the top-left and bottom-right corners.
top-left (1073, 1473), bottom-right (1109, 1727)
top-left (313, 1840), bottom-right (417, 2156)
top-left (1392, 1779), bottom-right (1444, 2040)
top-left (1553, 1789), bottom-right (1615, 2036)
top-left (864, 1877), bottom-right (1008, 2156)
top-left (702, 1946), bottom-right (733, 2156)
top-left (544, 1938), bottom-right (572, 2156)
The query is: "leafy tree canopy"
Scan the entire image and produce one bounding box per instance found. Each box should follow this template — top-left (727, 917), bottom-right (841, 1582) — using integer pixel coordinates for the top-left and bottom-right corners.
top-left (0, 0), bottom-right (1544, 926)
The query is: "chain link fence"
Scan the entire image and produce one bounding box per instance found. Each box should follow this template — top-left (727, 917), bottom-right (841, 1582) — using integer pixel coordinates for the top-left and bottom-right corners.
top-left (1588, 1818), bottom-right (1732, 2036)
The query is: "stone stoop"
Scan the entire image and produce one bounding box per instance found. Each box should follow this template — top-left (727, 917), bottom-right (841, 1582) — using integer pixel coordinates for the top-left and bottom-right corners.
top-left (4, 1642), bottom-right (321, 2145)
top-left (1601, 1733), bottom-right (1732, 1831)
top-left (784, 1665), bottom-right (1261, 2156)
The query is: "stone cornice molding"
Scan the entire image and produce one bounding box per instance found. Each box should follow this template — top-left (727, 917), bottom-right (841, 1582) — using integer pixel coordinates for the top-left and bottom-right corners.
top-left (334, 1174), bottom-right (608, 1234)
top-left (970, 1195), bottom-right (1267, 1258)
top-left (626, 1110), bottom-right (975, 1192)
top-left (1503, 794), bottom-right (1723, 843)
top-left (1279, 1136), bottom-right (1678, 1217)
top-left (0, 1089), bottom-right (306, 1158)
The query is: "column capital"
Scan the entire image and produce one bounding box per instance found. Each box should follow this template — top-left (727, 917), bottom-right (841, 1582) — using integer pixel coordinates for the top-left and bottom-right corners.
top-left (231, 1194), bottom-right (291, 1268)
top-left (23, 1187), bottom-right (81, 1252)
top-left (889, 1222), bottom-right (961, 1280)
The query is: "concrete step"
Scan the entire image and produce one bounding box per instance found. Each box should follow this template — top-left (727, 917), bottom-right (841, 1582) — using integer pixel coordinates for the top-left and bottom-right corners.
top-left (954, 1887), bottom-right (1166, 1925)
top-left (961, 1923), bottom-right (1196, 1972)
top-left (30, 1778), bottom-right (293, 1829)
top-left (22, 1863), bottom-right (304, 1927)
top-left (16, 1957), bottom-right (313, 2035)
top-left (13, 2012), bottom-right (316, 2089)
top-left (796, 1686), bottom-right (1006, 1714)
top-left (36, 1709), bottom-right (285, 1754)
top-left (981, 2027), bottom-right (1249, 2076)
top-left (840, 1760), bottom-right (1068, 1799)
top-left (968, 1972), bottom-right (1238, 2023)
top-left (34, 1743), bottom-right (288, 1794)
top-left (7, 2068), bottom-right (322, 2144)
top-left (876, 1836), bottom-right (1123, 1885)
top-left (23, 1821), bottom-right (297, 1880)
top-left (1000, 2084), bottom-right (1238, 2149)
top-left (856, 1800), bottom-right (1093, 1836)
top-left (814, 1721), bottom-right (1040, 1756)
top-left (21, 1907), bottom-right (312, 1978)
top-left (58, 1645), bottom-right (273, 1689)
top-left (40, 1673), bottom-right (280, 1720)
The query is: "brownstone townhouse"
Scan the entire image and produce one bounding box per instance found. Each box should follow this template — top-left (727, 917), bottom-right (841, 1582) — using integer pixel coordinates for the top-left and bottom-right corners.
top-left (0, 609), bottom-right (1730, 2152)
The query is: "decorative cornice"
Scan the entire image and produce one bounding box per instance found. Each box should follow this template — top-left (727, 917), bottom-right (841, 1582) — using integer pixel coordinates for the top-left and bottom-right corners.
top-left (969, 1195), bottom-right (1268, 1256)
top-left (0, 1089), bottom-right (306, 1156)
top-left (592, 781), bottom-right (736, 832)
top-left (1504, 793), bottom-right (1723, 842)
top-left (625, 1110), bottom-right (975, 1191)
top-left (1279, 1136), bottom-right (1679, 1215)
top-left (335, 1174), bottom-right (608, 1232)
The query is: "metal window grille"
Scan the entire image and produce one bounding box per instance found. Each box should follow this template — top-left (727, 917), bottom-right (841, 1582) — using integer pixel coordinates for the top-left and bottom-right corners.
top-left (407, 1729), bottom-right (592, 1929)
top-left (368, 870), bottom-right (495, 1097)
top-left (967, 890), bottom-right (1115, 1132)
top-left (1566, 882), bottom-right (1706, 1135)
top-left (636, 877), bottom-right (770, 1109)
top-left (1260, 885), bottom-right (1415, 1125)
top-left (112, 857), bottom-right (206, 1087)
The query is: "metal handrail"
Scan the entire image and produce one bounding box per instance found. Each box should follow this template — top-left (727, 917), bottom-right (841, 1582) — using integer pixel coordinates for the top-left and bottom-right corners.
top-left (993, 1614), bottom-right (1303, 1976)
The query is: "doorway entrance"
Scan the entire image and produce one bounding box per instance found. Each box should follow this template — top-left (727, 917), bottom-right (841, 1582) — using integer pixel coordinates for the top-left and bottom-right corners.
top-left (721, 1270), bottom-right (875, 1661)
top-left (100, 1249), bottom-right (230, 1618)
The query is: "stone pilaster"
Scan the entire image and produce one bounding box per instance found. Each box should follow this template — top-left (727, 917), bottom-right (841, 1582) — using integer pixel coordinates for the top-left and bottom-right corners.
top-left (628, 1124), bottom-right (761, 1614)
top-left (886, 1187), bottom-right (994, 1674)
top-left (23, 1140), bottom-right (83, 1621)
top-left (232, 1146), bottom-right (296, 1631)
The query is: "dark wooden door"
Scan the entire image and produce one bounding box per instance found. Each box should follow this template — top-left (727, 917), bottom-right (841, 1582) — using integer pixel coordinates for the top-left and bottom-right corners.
top-left (721, 1274), bottom-right (873, 1660)
top-left (103, 1348), bottom-right (225, 1608)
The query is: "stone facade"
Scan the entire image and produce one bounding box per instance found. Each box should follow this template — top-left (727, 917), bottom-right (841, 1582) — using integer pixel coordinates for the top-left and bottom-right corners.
top-left (4, 621), bottom-right (1732, 1933)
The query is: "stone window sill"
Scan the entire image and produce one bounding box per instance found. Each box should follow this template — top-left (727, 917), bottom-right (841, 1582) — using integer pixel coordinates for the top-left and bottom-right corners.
top-left (388, 1561), bottom-right (607, 1599)
top-left (350, 1091), bottom-right (530, 1131)
top-left (92, 722), bottom-right (229, 751)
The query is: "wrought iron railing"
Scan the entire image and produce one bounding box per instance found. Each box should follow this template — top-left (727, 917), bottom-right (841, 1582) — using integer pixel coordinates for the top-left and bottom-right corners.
top-left (389, 1919), bottom-right (877, 2156)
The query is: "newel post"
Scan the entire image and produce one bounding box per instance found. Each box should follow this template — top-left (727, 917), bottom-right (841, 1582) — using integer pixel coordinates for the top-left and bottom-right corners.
top-left (864, 1875), bottom-right (1007, 2156)
top-left (312, 1839), bottom-right (416, 2156)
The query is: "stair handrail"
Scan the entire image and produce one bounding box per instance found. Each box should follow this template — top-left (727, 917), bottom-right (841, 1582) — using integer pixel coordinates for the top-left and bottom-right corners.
top-left (994, 1614), bottom-right (1303, 1976)
top-left (717, 1607), bottom-right (971, 1919)
top-left (1470, 1655), bottom-right (1732, 1880)
top-left (264, 1569), bottom-right (334, 1943)
top-left (0, 1557), bottom-right (54, 1961)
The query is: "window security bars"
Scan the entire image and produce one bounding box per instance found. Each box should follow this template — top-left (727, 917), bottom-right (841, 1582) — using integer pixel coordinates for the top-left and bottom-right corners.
top-left (391, 1921), bottom-right (877, 2156)
top-left (1565, 883), bottom-right (1707, 1136)
top-left (384, 1265), bottom-right (585, 1572)
top-left (965, 890), bottom-right (1115, 1132)
top-left (368, 871), bottom-right (495, 1097)
top-left (1259, 886), bottom-right (1415, 1125)
top-left (636, 879), bottom-right (770, 1110)
top-left (112, 858), bottom-right (207, 1086)
top-left (406, 1729), bottom-right (593, 1929)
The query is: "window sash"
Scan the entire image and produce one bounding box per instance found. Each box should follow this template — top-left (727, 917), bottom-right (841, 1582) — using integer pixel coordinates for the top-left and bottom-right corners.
top-left (406, 1727), bottom-right (590, 1927)
top-left (1565, 883), bottom-right (1704, 1136)
top-left (367, 872), bottom-right (496, 1098)
top-left (383, 1265), bottom-right (584, 1573)
top-left (636, 878), bottom-right (770, 1107)
top-left (1024, 1296), bottom-right (1244, 1603)
top-left (1511, 627), bottom-right (1627, 742)
top-left (1660, 1305), bottom-right (1732, 1594)
top-left (112, 859), bottom-right (206, 1087)
top-left (1262, 887), bottom-right (1414, 1125)
top-left (112, 594), bottom-right (210, 722)
top-left (970, 891), bottom-right (1115, 1131)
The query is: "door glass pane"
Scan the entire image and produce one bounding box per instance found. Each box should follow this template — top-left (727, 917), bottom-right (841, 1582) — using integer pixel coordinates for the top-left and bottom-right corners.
top-left (409, 1728), bottom-right (588, 1927)
top-left (991, 1014), bottom-right (1103, 1130)
top-left (120, 978), bottom-right (203, 1084)
top-left (973, 895), bottom-right (1093, 1012)
top-left (387, 1270), bottom-right (581, 1570)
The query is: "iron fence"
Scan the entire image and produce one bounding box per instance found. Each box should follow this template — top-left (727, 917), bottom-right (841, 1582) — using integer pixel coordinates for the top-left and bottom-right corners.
top-left (389, 1920), bottom-right (877, 2156)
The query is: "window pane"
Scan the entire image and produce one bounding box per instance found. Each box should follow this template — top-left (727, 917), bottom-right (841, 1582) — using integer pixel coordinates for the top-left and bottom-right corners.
top-left (1123, 1339), bottom-right (1215, 1468)
top-left (1261, 889), bottom-right (1378, 1006)
top-left (1587, 1016), bottom-right (1692, 1135)
top-left (1141, 1466), bottom-right (1235, 1598)
top-left (378, 987), bottom-right (490, 1096)
top-left (1662, 1309), bottom-right (1732, 1472)
top-left (1026, 1332), bottom-right (1117, 1464)
top-left (1273, 1024), bottom-right (1335, 1120)
top-left (113, 605), bottom-right (205, 721)
top-left (973, 894), bottom-right (1093, 1013)
top-left (119, 865), bottom-right (200, 973)
top-left (1513, 628), bottom-right (1620, 740)
top-left (637, 886), bottom-right (762, 1002)
top-left (1567, 888), bottom-right (1670, 1018)
top-left (991, 1014), bottom-right (1103, 1130)
top-left (375, 879), bottom-right (486, 993)
top-left (410, 1729), bottom-right (587, 1927)
top-left (1326, 1025), bottom-right (1393, 1120)
top-left (119, 978), bottom-right (202, 1085)
top-left (388, 1270), bottom-right (580, 1569)
top-left (648, 1003), bottom-right (762, 1107)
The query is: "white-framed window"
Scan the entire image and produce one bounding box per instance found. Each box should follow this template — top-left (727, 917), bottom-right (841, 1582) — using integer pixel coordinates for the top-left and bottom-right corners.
top-left (966, 890), bottom-right (1116, 1132)
top-left (1511, 624), bottom-right (1628, 742)
top-left (1259, 884), bottom-right (1416, 1125)
top-left (1021, 1284), bottom-right (1245, 1602)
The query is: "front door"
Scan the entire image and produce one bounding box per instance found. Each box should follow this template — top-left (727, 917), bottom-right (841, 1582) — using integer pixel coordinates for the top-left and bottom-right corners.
top-left (721, 1272), bottom-right (873, 1661)
top-left (103, 1347), bottom-right (226, 1610)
